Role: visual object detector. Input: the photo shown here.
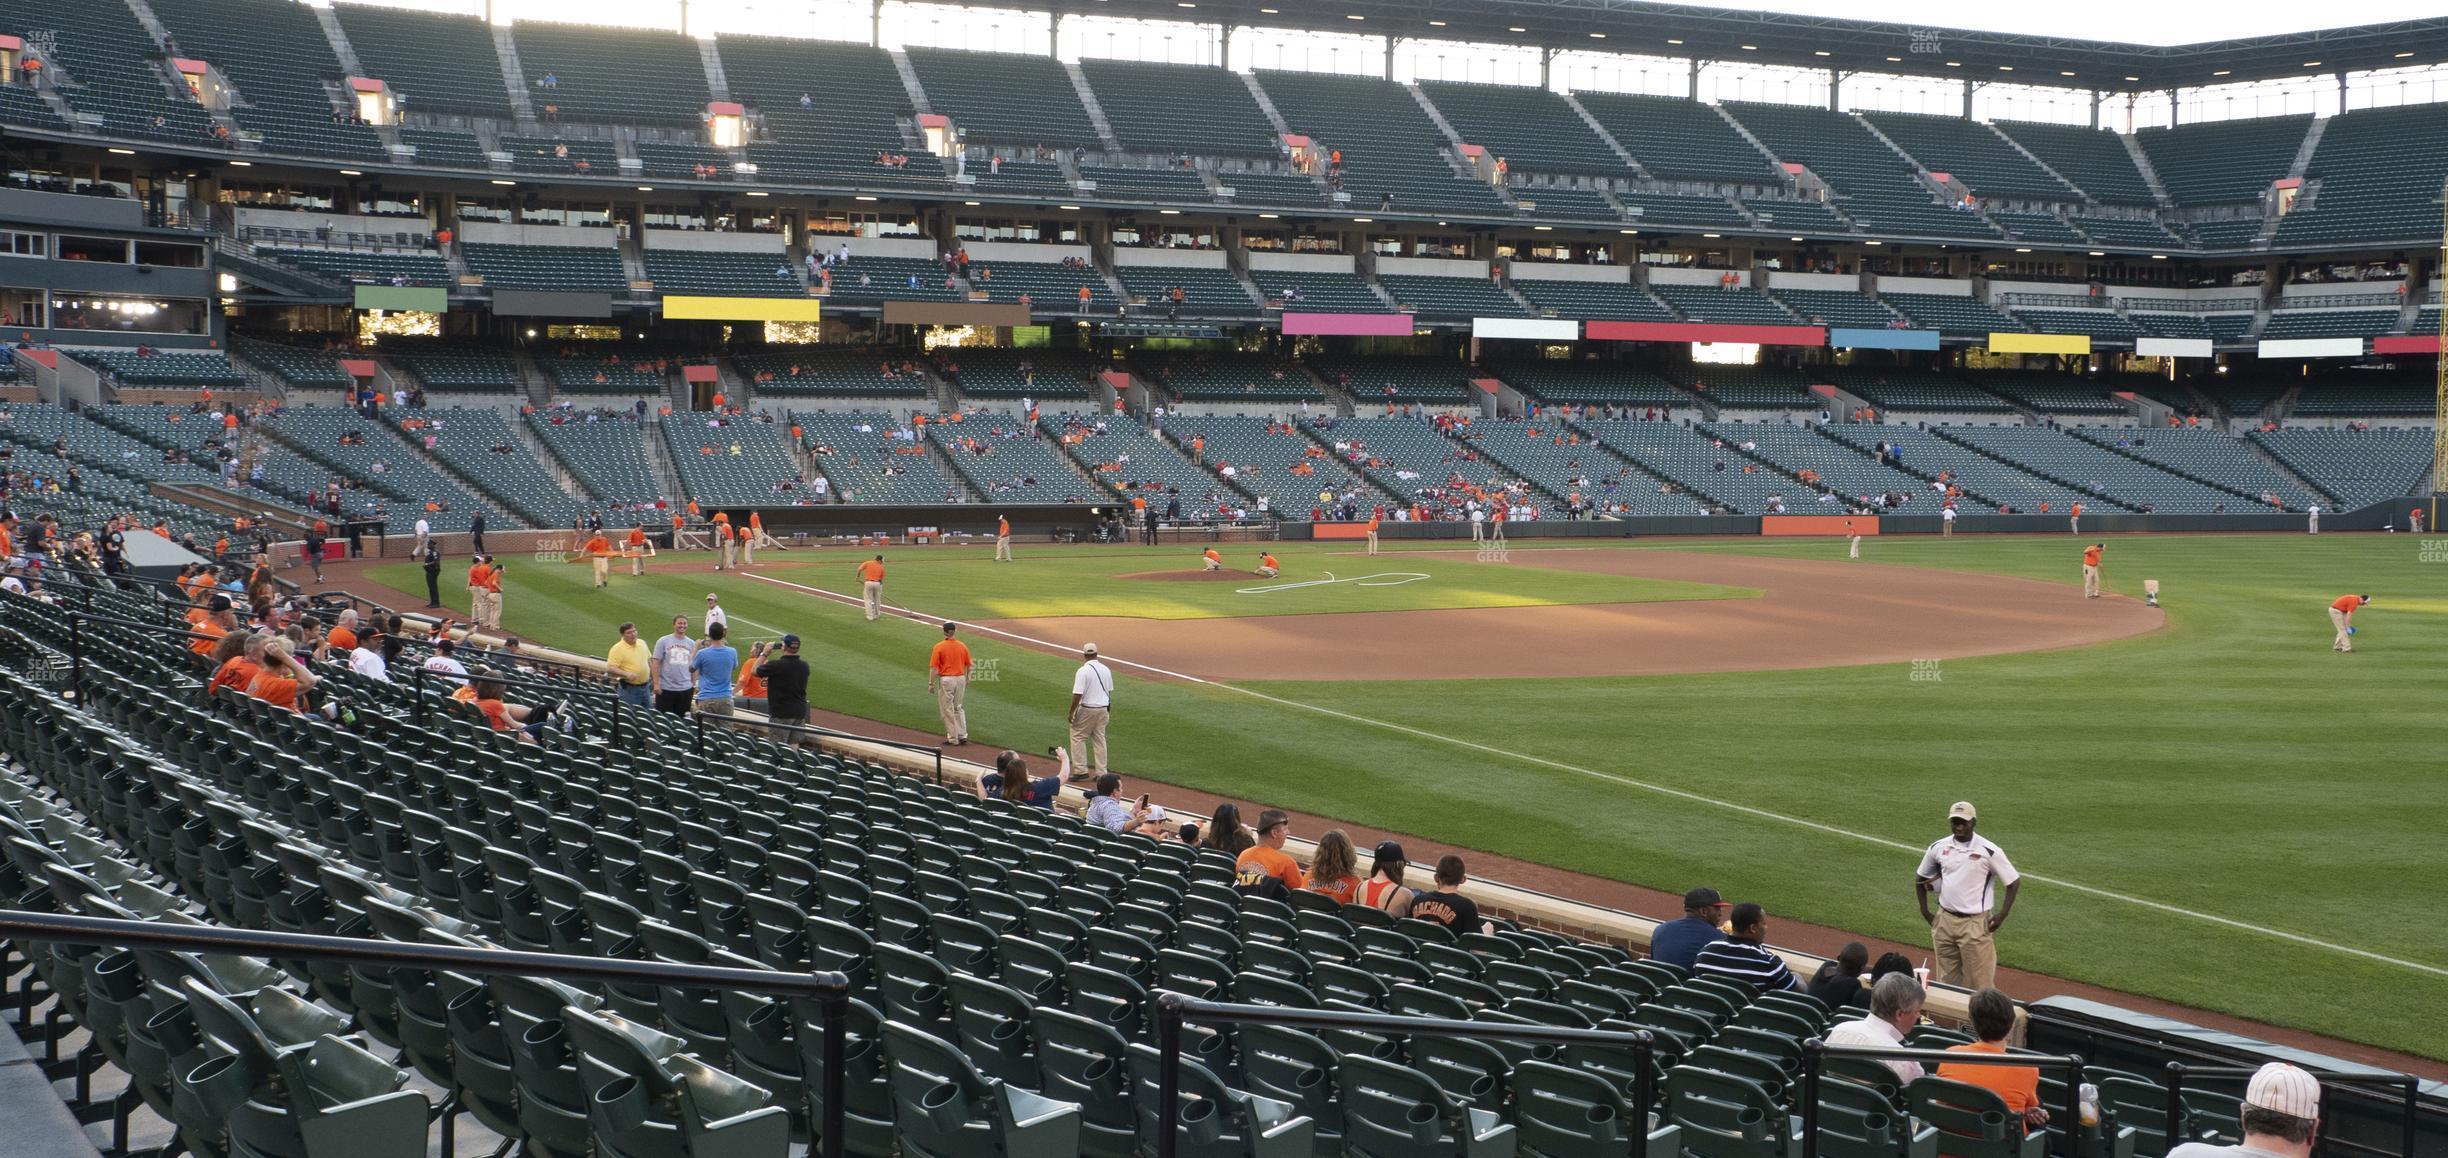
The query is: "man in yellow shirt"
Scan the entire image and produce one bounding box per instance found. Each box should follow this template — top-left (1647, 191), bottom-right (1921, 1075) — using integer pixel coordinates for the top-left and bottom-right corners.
top-left (606, 621), bottom-right (652, 707)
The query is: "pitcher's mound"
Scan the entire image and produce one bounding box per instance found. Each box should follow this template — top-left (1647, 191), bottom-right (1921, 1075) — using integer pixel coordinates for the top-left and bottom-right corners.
top-left (1117, 570), bottom-right (1247, 583)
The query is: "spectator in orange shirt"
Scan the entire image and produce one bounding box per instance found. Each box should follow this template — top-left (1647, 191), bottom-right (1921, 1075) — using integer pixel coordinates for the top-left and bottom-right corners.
top-left (1937, 988), bottom-right (2048, 1132)
top-left (1306, 829), bottom-right (1362, 905)
top-left (2329, 593), bottom-right (2369, 652)
top-left (735, 641), bottom-right (771, 712)
top-left (2081, 543), bottom-right (2103, 599)
top-left (928, 621), bottom-right (974, 746)
top-left (1234, 810), bottom-right (1308, 896)
top-left (208, 633), bottom-right (269, 699)
top-left (245, 637), bottom-right (318, 713)
top-left (189, 594), bottom-right (237, 656)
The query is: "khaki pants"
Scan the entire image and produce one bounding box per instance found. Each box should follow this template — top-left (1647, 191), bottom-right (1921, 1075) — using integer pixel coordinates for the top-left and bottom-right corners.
top-left (632, 551), bottom-right (645, 576)
top-left (995, 534), bottom-right (1012, 561)
top-left (591, 557), bottom-right (609, 587)
top-left (935, 675), bottom-right (968, 742)
top-left (1069, 705), bottom-right (1109, 774)
top-left (1202, 559), bottom-right (1221, 571)
top-left (1256, 565), bottom-right (1278, 577)
top-left (1942, 520), bottom-right (1954, 536)
top-left (2083, 563), bottom-right (2100, 597)
top-left (1366, 531), bottom-right (1379, 555)
top-left (863, 580), bottom-right (882, 620)
top-left (1932, 909), bottom-right (1997, 990)
top-left (2069, 516), bottom-right (2080, 534)
top-left (1471, 520), bottom-right (1484, 542)
top-left (469, 586), bottom-right (497, 627)
top-left (740, 536), bottom-right (756, 565)
top-left (2331, 606), bottom-right (2352, 651)
top-left (1848, 536), bottom-right (1861, 558)
top-left (720, 538), bottom-right (736, 569)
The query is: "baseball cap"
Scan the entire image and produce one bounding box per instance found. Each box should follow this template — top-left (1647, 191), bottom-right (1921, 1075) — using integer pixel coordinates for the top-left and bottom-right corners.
top-left (781, 633), bottom-right (800, 648)
top-left (706, 593), bottom-right (720, 602)
top-left (1683, 887), bottom-right (1725, 909)
top-left (207, 595), bottom-right (233, 612)
top-left (1374, 840), bottom-right (1405, 861)
top-left (1083, 642), bottom-right (1098, 655)
top-left (2243, 1062), bottom-right (2321, 1120)
top-left (1948, 801), bottom-right (1978, 822)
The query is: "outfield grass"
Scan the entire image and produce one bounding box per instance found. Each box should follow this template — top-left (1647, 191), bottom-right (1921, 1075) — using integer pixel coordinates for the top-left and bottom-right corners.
top-left (376, 534), bottom-right (2448, 1059)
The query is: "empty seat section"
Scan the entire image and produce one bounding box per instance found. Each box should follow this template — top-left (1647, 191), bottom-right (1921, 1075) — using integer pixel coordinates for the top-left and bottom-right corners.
top-left (381, 339), bottom-right (521, 392)
top-left (1724, 102), bottom-right (2001, 240)
top-left (1861, 111), bottom-right (2074, 200)
top-left (660, 413), bottom-right (806, 505)
top-left (266, 406), bottom-right (507, 529)
top-left (535, 345), bottom-right (680, 394)
top-left (1821, 368), bottom-right (2014, 414)
top-left (2075, 427), bottom-right (2316, 508)
top-left (333, 3), bottom-right (513, 117)
top-left (1078, 58), bottom-right (1278, 156)
top-left (720, 36), bottom-right (944, 187)
top-left (1673, 365), bottom-right (1815, 410)
top-left (926, 417), bottom-right (1104, 503)
top-left (528, 410), bottom-right (663, 508)
top-left (1967, 371), bottom-right (2129, 415)
top-left (1043, 416), bottom-right (1246, 513)
top-left (1136, 352), bottom-right (1315, 402)
top-left (1575, 419), bottom-right (1787, 512)
top-left (1992, 120), bottom-right (2157, 205)
top-left (645, 249), bottom-right (799, 296)
top-left (2288, 373), bottom-right (2438, 417)
top-left (1075, 164), bottom-right (1210, 201)
top-left (2251, 427), bottom-right (2432, 506)
top-left (1574, 92), bottom-right (1776, 184)
top-left (2185, 218), bottom-right (2267, 248)
top-left (500, 133), bottom-right (618, 176)
top-left (1463, 417), bottom-right (1656, 508)
top-left (1613, 191), bottom-right (1747, 229)
top-left (1652, 284), bottom-right (1794, 325)
top-left (394, 406), bottom-right (586, 525)
top-left (1250, 269), bottom-right (1385, 313)
top-left (1377, 275), bottom-right (1528, 320)
top-left (2259, 309), bottom-right (2397, 339)
top-left (263, 246), bottom-right (452, 286)
top-left (1700, 420), bottom-right (1938, 508)
top-left (634, 141), bottom-right (735, 181)
top-left (1769, 288), bottom-right (1902, 328)
top-left (512, 20), bottom-right (711, 125)
top-left (1511, 276), bottom-right (1674, 320)
top-left (0, 85), bottom-right (69, 132)
top-left (1516, 183), bottom-right (1621, 222)
top-left (1304, 414), bottom-right (1532, 516)
top-left (1939, 425), bottom-right (2237, 512)
top-left (233, 337), bottom-right (352, 389)
top-left (736, 348), bottom-right (928, 399)
top-left (1880, 292), bottom-right (2022, 335)
top-left (795, 411), bottom-right (966, 504)
top-left (967, 260), bottom-right (1109, 312)
top-left (9, 0), bottom-right (219, 144)
top-left (398, 128), bottom-right (489, 169)
top-left (1492, 361), bottom-right (1690, 408)
top-left (1213, 168), bottom-right (1329, 208)
top-left (1990, 211), bottom-right (2085, 245)
top-left (1173, 414), bottom-right (1377, 514)
top-left (2273, 103), bottom-right (2448, 245)
top-left (2135, 115), bottom-right (2310, 206)
top-left (148, 0), bottom-right (386, 160)
top-left (1114, 266), bottom-right (1258, 318)
top-left (967, 159), bottom-right (1072, 196)
top-left (1820, 423), bottom-right (2095, 512)
top-left (1418, 81), bottom-right (1625, 177)
top-left (1741, 197), bottom-right (1852, 234)
top-left (76, 348), bottom-right (242, 387)
top-left (905, 47), bottom-right (1098, 147)
top-left (2075, 216), bottom-right (2185, 249)
top-left (462, 243), bottom-right (626, 292)
top-left (1311, 356), bottom-right (1475, 406)
top-left (1255, 70), bottom-right (1511, 216)
top-left (942, 349), bottom-right (1097, 400)
top-left (824, 256), bottom-right (966, 303)
top-left (2009, 308), bottom-right (2144, 340)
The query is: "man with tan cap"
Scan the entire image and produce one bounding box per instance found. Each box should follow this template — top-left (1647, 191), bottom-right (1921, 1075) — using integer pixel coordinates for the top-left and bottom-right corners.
top-left (2168, 1062), bottom-right (2321, 1158)
top-left (1915, 801), bottom-right (2020, 990)
top-left (1066, 642), bottom-right (1113, 781)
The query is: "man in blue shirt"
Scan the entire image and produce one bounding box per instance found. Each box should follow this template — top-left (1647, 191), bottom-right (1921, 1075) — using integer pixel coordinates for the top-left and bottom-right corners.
top-left (690, 622), bottom-right (740, 717)
top-left (1649, 887), bottom-right (1731, 972)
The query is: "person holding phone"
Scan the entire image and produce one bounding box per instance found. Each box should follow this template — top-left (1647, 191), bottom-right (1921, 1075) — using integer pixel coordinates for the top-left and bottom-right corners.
top-left (1082, 772), bottom-right (1155, 834)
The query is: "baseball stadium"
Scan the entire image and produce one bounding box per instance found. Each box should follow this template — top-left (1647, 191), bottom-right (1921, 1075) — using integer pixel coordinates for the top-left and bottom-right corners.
top-left (0, 0), bottom-right (2442, 1154)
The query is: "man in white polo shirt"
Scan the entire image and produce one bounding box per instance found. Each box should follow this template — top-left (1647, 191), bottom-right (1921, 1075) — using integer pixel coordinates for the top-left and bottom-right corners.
top-left (2169, 1062), bottom-right (2321, 1158)
top-left (1067, 642), bottom-right (1113, 782)
top-left (1916, 800), bottom-right (2020, 990)
top-left (703, 592), bottom-right (728, 636)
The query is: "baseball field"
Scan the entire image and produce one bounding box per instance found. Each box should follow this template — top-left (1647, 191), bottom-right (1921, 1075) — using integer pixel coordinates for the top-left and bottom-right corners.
top-left (372, 532), bottom-right (2448, 1061)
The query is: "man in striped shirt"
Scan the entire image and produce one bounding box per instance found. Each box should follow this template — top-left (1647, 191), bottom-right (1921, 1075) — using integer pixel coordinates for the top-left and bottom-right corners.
top-left (1692, 903), bottom-right (1799, 993)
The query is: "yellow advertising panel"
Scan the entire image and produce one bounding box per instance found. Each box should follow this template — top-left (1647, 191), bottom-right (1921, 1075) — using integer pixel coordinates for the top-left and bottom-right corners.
top-left (1986, 332), bottom-right (2091, 355)
top-left (662, 295), bottom-right (823, 322)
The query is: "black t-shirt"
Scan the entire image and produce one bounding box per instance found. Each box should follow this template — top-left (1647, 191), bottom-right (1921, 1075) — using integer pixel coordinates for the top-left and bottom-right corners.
top-left (760, 653), bottom-right (811, 719)
top-left (1807, 966), bottom-right (1870, 1011)
top-left (1409, 889), bottom-right (1481, 933)
top-left (101, 531), bottom-right (124, 561)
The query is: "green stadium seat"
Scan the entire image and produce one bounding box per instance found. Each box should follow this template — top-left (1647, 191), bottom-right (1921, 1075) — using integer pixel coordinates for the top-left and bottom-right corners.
top-left (1992, 121), bottom-right (2156, 205)
top-left (334, 4), bottom-right (513, 117)
top-left (561, 1005), bottom-right (793, 1158)
top-left (148, 0), bottom-right (387, 161)
top-left (2135, 115), bottom-right (2309, 207)
top-left (1080, 58), bottom-right (1278, 156)
top-left (1904, 1076), bottom-right (2048, 1158)
top-left (1339, 1054), bottom-right (1515, 1158)
top-left (514, 20), bottom-right (711, 126)
top-left (174, 978), bottom-right (431, 1158)
top-left (907, 47), bottom-right (1098, 147)
top-left (1574, 92), bottom-right (1776, 185)
top-left (1379, 275), bottom-right (1530, 320)
top-left (1255, 70), bottom-right (1512, 216)
top-left (1125, 1042), bottom-right (1316, 1158)
top-left (1724, 103), bottom-right (2000, 241)
top-left (1252, 269), bottom-right (1387, 313)
top-left (1861, 111), bottom-right (2074, 201)
top-left (462, 242), bottom-right (627, 293)
top-left (1420, 80), bottom-right (1626, 177)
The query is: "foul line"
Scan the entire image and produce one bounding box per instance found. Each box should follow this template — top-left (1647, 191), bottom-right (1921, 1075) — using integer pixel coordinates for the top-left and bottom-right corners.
top-left (743, 571), bottom-right (2448, 979)
top-left (1237, 571), bottom-right (1430, 595)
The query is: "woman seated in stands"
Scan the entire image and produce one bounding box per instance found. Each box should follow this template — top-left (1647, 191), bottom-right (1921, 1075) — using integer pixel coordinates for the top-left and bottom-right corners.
top-left (1306, 830), bottom-right (1363, 905)
top-left (1201, 803), bottom-right (1255, 857)
top-left (465, 675), bottom-right (559, 744)
top-left (1357, 841), bottom-right (1416, 917)
top-left (977, 747), bottom-right (1065, 810)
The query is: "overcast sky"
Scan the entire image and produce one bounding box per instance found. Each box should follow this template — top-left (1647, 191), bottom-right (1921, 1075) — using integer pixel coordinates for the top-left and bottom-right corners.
top-left (1693, 0), bottom-right (2445, 46)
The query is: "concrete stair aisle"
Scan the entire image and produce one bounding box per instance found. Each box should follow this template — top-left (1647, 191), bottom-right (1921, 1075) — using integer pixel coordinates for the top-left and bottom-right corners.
top-left (920, 438), bottom-right (986, 502)
top-left (504, 405), bottom-right (592, 503)
top-left (1061, 61), bottom-right (1123, 153)
top-left (888, 49), bottom-right (932, 115)
top-left (1712, 104), bottom-right (1787, 171)
top-left (2119, 132), bottom-right (2175, 209)
top-left (120, 0), bottom-right (174, 46)
top-left (221, 344), bottom-right (290, 403)
top-left (1241, 72), bottom-right (1294, 136)
top-left (310, 5), bottom-right (367, 75)
top-left (1986, 123), bottom-right (2086, 202)
top-left (642, 414), bottom-right (688, 503)
top-left (1559, 92), bottom-right (1649, 178)
top-left (491, 25), bottom-right (540, 129)
top-left (510, 350), bottom-right (553, 407)
top-left (697, 39), bottom-right (731, 101)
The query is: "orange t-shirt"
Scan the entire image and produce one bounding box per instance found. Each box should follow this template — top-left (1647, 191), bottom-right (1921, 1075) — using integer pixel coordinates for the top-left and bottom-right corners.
top-left (481, 564), bottom-right (502, 593)
top-left (997, 517), bottom-right (1009, 537)
top-left (2071, 504), bottom-right (2083, 517)
top-left (1203, 549), bottom-right (1222, 564)
top-left (1309, 874), bottom-right (1360, 905)
top-left (627, 528), bottom-right (647, 549)
top-left (1367, 516), bottom-right (1382, 532)
top-left (2331, 594), bottom-right (2362, 614)
top-left (476, 698), bottom-right (517, 732)
top-left (210, 656), bottom-right (262, 696)
top-left (246, 670), bottom-right (302, 712)
top-left (2082, 547), bottom-right (2101, 567)
top-left (1235, 846), bottom-right (1308, 892)
top-left (1936, 1041), bottom-right (2040, 1114)
top-left (738, 657), bottom-right (768, 699)
top-left (858, 560), bottom-right (885, 582)
top-left (585, 535), bottom-right (611, 558)
top-left (1261, 554), bottom-right (1279, 569)
top-left (190, 621), bottom-right (228, 656)
top-left (327, 627), bottom-right (359, 653)
top-left (468, 563), bottom-right (488, 587)
top-left (930, 639), bottom-right (973, 677)
top-left (450, 684), bottom-right (479, 704)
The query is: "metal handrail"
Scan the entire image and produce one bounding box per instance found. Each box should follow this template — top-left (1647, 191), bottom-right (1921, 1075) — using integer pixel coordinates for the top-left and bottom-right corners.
top-left (2166, 1062), bottom-right (2419, 1158)
top-left (0, 908), bottom-right (853, 1158)
top-left (1152, 992), bottom-right (1658, 1158)
top-left (762, 715), bottom-right (946, 784)
top-left (1801, 1040), bottom-right (2086, 1158)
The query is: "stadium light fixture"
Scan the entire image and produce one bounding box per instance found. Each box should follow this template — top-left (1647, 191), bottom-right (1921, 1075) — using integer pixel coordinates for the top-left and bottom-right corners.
top-left (2061, 71), bottom-right (2077, 77)
top-left (1259, 213), bottom-right (1280, 218)
top-left (2089, 250), bottom-right (2105, 256)
top-left (2124, 75), bottom-right (2139, 81)
top-left (1945, 61), bottom-right (1960, 67)
top-left (1352, 217), bottom-right (1373, 222)
top-left (1667, 38), bottom-right (1683, 44)
top-left (747, 191), bottom-right (769, 197)
top-left (964, 200), bottom-right (980, 205)
top-left (1620, 228), bottom-right (1638, 234)
top-left (2303, 61), bottom-right (2321, 67)
top-left (1815, 50), bottom-right (1831, 57)
top-left (1703, 232), bottom-right (1721, 238)
top-left (1887, 56), bottom-right (1902, 61)
top-left (1160, 208), bottom-right (1181, 214)
top-left (108, 148), bottom-right (136, 155)
top-left (1510, 26), bottom-right (1526, 32)
top-left (1534, 224), bottom-right (1553, 230)
top-left (229, 160), bottom-right (251, 167)
top-left (490, 179), bottom-right (513, 185)
top-left (852, 194), bottom-right (875, 201)
top-left (1591, 32), bottom-right (1606, 38)
top-left (339, 169), bottom-right (362, 176)
top-left (1259, 6), bottom-right (1276, 11)
top-left (1998, 66), bottom-right (2013, 72)
top-left (2395, 51), bottom-right (2415, 57)
top-left (2151, 253), bottom-right (2168, 259)
top-left (2016, 247), bottom-right (2032, 253)
top-left (1790, 236), bottom-right (1803, 241)
top-left (1059, 205), bottom-right (1081, 210)
top-left (1429, 20), bottom-right (1446, 26)
top-left (1864, 240), bottom-right (1883, 245)
top-left (1741, 44), bottom-right (1757, 50)
top-left (1346, 13), bottom-right (1364, 19)
top-left (638, 186), bottom-right (654, 191)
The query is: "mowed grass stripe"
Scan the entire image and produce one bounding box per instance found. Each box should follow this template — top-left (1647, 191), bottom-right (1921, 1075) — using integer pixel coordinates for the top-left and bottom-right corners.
top-left (375, 534), bottom-right (2448, 1059)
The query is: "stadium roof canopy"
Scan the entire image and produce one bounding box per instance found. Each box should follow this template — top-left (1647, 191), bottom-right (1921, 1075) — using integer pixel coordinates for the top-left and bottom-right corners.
top-left (1026, 0), bottom-right (2448, 92)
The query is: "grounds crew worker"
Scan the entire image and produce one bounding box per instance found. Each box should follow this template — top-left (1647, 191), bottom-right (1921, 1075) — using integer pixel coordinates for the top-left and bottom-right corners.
top-left (584, 531), bottom-right (612, 588)
top-left (1916, 801), bottom-right (2020, 991)
top-left (2330, 593), bottom-right (2369, 652)
top-left (1256, 552), bottom-right (1280, 578)
top-left (929, 621), bottom-right (973, 746)
top-left (627, 525), bottom-right (649, 576)
top-left (2082, 542), bottom-right (2103, 599)
top-left (1067, 642), bottom-right (1113, 781)
top-left (858, 555), bottom-right (886, 621)
top-left (995, 514), bottom-right (1012, 562)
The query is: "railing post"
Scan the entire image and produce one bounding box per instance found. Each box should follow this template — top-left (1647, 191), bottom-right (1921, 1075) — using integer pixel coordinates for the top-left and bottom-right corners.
top-left (609, 696), bottom-right (622, 747)
top-left (817, 988), bottom-right (846, 1158)
top-left (693, 712), bottom-right (704, 755)
top-left (1632, 1028), bottom-right (1657, 1139)
top-left (69, 612), bottom-right (84, 694)
top-left (2402, 1076), bottom-right (2420, 1158)
top-left (1800, 1037), bottom-right (1824, 1158)
top-left (1156, 992), bottom-right (1186, 1158)
top-left (2164, 1062), bottom-right (2187, 1151)
top-left (412, 664), bottom-right (428, 728)
top-left (2063, 1054), bottom-right (2086, 1158)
